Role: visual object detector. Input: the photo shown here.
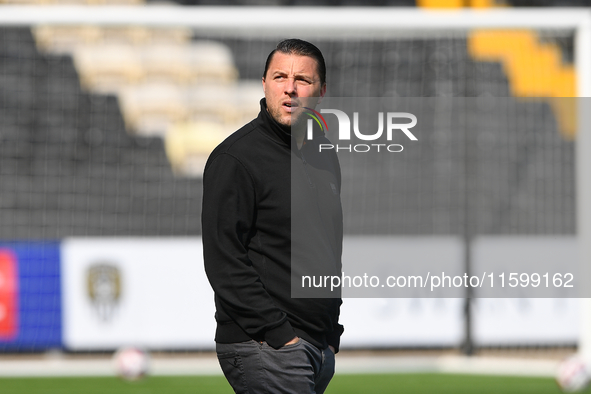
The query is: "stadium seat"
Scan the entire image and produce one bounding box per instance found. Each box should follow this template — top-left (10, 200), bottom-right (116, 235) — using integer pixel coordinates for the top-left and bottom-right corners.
top-left (72, 44), bottom-right (144, 94)
top-left (0, 26), bottom-right (203, 239)
top-left (144, 27), bottom-right (192, 45)
top-left (234, 80), bottom-right (263, 124)
top-left (100, 26), bottom-right (193, 47)
top-left (22, 0), bottom-right (147, 4)
top-left (118, 82), bottom-right (188, 136)
top-left (182, 79), bottom-right (260, 125)
top-left (98, 26), bottom-right (151, 46)
top-left (33, 25), bottom-right (102, 54)
top-left (139, 44), bottom-right (194, 84)
top-left (91, 0), bottom-right (144, 5)
top-left (185, 84), bottom-right (235, 124)
top-left (165, 121), bottom-right (231, 177)
top-left (188, 41), bottom-right (238, 83)
top-left (0, 0), bottom-right (49, 4)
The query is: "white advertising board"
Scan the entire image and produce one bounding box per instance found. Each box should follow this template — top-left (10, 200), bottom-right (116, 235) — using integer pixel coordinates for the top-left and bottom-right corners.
top-left (62, 237), bottom-right (216, 350)
top-left (61, 236), bottom-right (579, 350)
top-left (339, 236), bottom-right (464, 347)
top-left (473, 298), bottom-right (579, 345)
top-left (340, 236), bottom-right (579, 348)
top-left (340, 297), bottom-right (464, 348)
top-left (472, 236), bottom-right (579, 345)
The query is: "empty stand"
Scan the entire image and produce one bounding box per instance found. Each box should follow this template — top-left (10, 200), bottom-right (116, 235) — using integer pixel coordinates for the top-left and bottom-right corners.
top-left (0, 25), bottom-right (576, 237)
top-left (39, 31), bottom-right (241, 140)
top-left (0, 27), bottom-right (201, 238)
top-left (220, 36), bottom-right (574, 235)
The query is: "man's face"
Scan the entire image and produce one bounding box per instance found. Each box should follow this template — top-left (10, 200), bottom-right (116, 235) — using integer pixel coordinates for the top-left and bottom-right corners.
top-left (262, 52), bottom-right (326, 128)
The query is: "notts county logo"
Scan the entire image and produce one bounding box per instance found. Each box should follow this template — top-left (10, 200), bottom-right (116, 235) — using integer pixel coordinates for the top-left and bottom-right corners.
top-left (87, 263), bottom-right (121, 322)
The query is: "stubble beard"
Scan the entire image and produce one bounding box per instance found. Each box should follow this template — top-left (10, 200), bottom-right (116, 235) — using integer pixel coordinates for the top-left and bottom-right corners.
top-left (268, 104), bottom-right (305, 131)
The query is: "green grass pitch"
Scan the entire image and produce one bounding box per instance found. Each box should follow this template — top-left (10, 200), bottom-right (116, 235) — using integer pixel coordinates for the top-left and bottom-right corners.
top-left (0, 373), bottom-right (588, 394)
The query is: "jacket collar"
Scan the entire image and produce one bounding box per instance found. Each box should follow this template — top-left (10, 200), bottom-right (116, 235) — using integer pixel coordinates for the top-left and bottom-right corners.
top-left (256, 98), bottom-right (325, 150)
top-left (257, 98), bottom-right (292, 147)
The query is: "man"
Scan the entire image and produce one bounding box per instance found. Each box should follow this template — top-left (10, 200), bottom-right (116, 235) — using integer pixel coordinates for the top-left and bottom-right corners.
top-left (202, 39), bottom-right (343, 394)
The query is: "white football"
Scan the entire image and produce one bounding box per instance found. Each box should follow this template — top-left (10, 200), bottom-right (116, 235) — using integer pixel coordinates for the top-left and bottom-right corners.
top-left (113, 347), bottom-right (150, 380)
top-left (556, 355), bottom-right (591, 392)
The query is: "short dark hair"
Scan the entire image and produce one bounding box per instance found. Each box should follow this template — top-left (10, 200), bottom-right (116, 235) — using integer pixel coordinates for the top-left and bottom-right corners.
top-left (263, 38), bottom-right (326, 86)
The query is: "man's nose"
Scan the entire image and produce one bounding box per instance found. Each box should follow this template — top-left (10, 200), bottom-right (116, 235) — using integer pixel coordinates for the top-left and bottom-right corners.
top-left (284, 78), bottom-right (296, 94)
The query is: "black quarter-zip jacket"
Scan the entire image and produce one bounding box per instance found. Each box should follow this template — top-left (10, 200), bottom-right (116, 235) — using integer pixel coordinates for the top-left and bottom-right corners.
top-left (202, 99), bottom-right (344, 351)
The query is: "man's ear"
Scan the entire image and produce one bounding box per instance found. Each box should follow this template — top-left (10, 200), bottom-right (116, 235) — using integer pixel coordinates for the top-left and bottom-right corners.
top-left (318, 83), bottom-right (327, 103)
top-left (262, 77), bottom-right (266, 94)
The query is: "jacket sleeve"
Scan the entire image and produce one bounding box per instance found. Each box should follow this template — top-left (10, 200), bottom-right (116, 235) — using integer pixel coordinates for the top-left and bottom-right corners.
top-left (327, 146), bottom-right (344, 353)
top-left (326, 320), bottom-right (344, 353)
top-left (202, 152), bottom-right (296, 349)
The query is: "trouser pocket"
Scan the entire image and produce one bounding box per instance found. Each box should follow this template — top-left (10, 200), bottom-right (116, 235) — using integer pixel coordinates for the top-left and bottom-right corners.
top-left (217, 349), bottom-right (249, 394)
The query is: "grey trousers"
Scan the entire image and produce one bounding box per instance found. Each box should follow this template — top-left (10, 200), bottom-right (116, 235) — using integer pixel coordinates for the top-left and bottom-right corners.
top-left (216, 338), bottom-right (335, 394)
